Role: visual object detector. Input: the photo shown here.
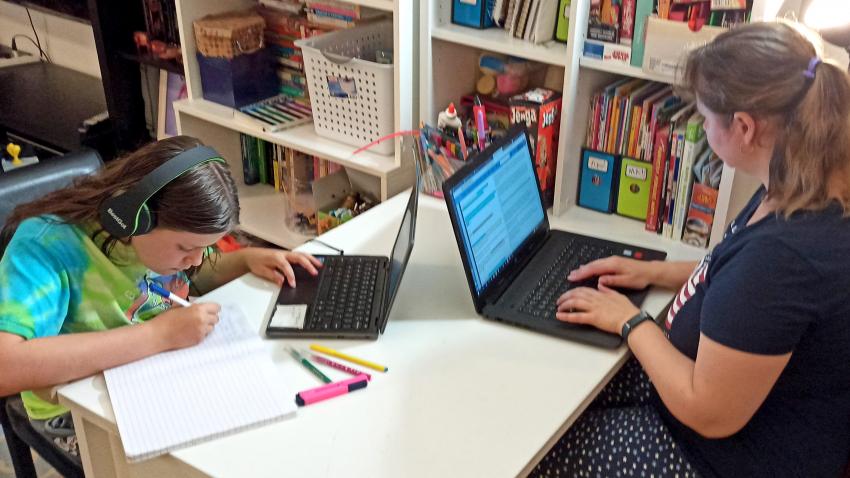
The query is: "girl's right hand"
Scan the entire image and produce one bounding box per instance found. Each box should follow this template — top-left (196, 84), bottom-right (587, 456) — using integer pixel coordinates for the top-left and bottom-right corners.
top-left (567, 256), bottom-right (657, 290)
top-left (148, 302), bottom-right (221, 350)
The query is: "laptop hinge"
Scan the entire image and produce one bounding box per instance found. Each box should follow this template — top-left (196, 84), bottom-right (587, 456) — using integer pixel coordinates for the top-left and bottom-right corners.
top-left (377, 260), bottom-right (390, 334)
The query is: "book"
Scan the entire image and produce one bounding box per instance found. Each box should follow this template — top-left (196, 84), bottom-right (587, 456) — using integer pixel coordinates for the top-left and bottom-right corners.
top-left (672, 111), bottom-right (705, 240)
top-left (645, 123), bottom-right (671, 232)
top-left (629, 0), bottom-right (655, 67)
top-left (682, 181), bottom-right (719, 248)
top-left (104, 305), bottom-right (296, 462)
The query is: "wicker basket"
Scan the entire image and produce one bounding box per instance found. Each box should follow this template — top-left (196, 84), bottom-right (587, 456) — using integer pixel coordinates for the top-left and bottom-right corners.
top-left (193, 10), bottom-right (265, 59)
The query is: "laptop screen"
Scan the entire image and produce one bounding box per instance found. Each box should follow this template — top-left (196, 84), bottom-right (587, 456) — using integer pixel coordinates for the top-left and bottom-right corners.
top-left (383, 172), bottom-right (420, 321)
top-left (447, 129), bottom-right (545, 295)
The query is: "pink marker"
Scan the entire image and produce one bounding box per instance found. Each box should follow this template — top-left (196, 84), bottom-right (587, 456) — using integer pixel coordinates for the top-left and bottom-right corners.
top-left (311, 354), bottom-right (372, 381)
top-left (295, 374), bottom-right (369, 407)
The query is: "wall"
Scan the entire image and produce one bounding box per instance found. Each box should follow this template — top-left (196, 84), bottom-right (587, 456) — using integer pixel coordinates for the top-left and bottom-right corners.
top-left (0, 1), bottom-right (101, 78)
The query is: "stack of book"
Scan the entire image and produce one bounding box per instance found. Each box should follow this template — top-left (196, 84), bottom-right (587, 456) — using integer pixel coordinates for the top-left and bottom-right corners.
top-left (305, 1), bottom-right (386, 30)
top-left (257, 6), bottom-right (329, 103)
top-left (489, 0), bottom-right (561, 44)
top-left (240, 133), bottom-right (343, 194)
top-left (579, 78), bottom-right (723, 248)
top-left (583, 0), bottom-right (752, 68)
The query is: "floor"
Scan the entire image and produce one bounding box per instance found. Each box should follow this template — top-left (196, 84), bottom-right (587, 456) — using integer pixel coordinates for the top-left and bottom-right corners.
top-left (0, 429), bottom-right (61, 478)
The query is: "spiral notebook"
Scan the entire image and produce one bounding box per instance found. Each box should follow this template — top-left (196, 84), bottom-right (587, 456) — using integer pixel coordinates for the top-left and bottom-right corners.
top-left (103, 305), bottom-right (296, 462)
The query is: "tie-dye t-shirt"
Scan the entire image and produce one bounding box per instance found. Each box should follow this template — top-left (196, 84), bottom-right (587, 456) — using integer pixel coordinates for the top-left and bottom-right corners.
top-left (0, 216), bottom-right (190, 419)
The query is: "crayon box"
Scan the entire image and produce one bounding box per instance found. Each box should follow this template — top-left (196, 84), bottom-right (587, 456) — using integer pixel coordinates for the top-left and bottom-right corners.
top-left (509, 88), bottom-right (563, 207)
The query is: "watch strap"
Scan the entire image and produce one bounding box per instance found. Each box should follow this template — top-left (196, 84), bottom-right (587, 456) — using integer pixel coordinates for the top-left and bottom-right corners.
top-left (621, 310), bottom-right (654, 340)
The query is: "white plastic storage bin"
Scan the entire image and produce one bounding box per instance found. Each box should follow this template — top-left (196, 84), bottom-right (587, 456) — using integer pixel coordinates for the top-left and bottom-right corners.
top-left (296, 21), bottom-right (395, 155)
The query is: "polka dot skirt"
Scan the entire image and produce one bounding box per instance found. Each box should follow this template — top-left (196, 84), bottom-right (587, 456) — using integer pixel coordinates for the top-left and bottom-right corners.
top-left (530, 359), bottom-right (699, 478)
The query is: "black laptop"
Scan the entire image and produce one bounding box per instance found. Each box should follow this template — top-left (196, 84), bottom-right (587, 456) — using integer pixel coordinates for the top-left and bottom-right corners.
top-left (442, 125), bottom-right (666, 348)
top-left (265, 178), bottom-right (419, 340)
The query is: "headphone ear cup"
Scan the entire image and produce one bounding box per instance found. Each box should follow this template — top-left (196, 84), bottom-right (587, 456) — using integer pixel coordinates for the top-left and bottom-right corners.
top-left (135, 203), bottom-right (155, 236)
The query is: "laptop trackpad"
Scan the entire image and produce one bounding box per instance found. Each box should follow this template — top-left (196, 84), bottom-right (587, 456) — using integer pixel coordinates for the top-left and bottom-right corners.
top-left (273, 265), bottom-right (322, 328)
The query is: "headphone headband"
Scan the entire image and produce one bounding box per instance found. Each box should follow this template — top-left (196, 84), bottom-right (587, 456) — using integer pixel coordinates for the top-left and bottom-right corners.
top-left (99, 145), bottom-right (225, 237)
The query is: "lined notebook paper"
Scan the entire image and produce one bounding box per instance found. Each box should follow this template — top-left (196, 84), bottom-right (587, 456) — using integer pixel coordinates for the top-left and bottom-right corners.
top-left (104, 305), bottom-right (296, 462)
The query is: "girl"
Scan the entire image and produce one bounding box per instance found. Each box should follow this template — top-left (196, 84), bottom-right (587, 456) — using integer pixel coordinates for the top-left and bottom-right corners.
top-left (534, 22), bottom-right (850, 477)
top-left (0, 136), bottom-right (321, 459)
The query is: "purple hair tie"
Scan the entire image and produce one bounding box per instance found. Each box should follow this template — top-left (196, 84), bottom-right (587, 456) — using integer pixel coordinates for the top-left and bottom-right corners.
top-left (803, 57), bottom-right (821, 79)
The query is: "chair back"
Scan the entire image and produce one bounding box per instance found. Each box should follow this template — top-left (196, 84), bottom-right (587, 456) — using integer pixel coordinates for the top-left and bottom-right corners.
top-left (0, 149), bottom-right (103, 226)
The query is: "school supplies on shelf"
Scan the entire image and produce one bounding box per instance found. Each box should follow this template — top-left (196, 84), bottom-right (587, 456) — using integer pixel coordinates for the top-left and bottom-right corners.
top-left (416, 123), bottom-right (468, 198)
top-left (235, 94), bottom-right (312, 132)
top-left (310, 344), bottom-right (389, 372)
top-left (295, 374), bottom-right (369, 406)
top-left (103, 305), bottom-right (296, 462)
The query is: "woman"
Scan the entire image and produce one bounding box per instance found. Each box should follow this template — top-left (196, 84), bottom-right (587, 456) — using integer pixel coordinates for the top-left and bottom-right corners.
top-left (0, 136), bottom-right (321, 458)
top-left (534, 21), bottom-right (850, 477)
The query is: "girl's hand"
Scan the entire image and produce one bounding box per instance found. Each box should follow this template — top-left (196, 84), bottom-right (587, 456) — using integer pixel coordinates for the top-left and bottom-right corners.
top-left (567, 256), bottom-right (656, 290)
top-left (148, 302), bottom-right (221, 350)
top-left (555, 284), bottom-right (640, 335)
top-left (242, 248), bottom-right (322, 287)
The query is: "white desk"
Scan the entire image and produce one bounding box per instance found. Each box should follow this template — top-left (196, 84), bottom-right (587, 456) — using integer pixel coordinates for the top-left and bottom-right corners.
top-left (58, 193), bottom-right (704, 478)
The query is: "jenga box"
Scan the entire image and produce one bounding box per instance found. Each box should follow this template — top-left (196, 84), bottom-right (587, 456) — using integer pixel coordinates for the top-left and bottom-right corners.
top-left (509, 88), bottom-right (563, 206)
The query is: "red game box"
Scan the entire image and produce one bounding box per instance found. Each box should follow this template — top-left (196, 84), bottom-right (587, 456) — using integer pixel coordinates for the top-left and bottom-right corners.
top-left (509, 88), bottom-right (563, 206)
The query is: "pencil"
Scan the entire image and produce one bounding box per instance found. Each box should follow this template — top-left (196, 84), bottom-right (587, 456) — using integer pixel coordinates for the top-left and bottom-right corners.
top-left (309, 344), bottom-right (389, 372)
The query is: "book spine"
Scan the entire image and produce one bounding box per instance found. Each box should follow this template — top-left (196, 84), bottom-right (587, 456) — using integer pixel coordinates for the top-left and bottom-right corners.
top-left (645, 125), bottom-right (670, 232)
top-left (629, 0), bottom-right (655, 67)
top-left (620, 0), bottom-right (636, 45)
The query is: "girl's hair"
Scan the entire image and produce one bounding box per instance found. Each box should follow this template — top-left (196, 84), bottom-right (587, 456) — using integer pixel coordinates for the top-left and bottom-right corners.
top-left (679, 21), bottom-right (850, 216)
top-left (0, 135), bottom-right (240, 255)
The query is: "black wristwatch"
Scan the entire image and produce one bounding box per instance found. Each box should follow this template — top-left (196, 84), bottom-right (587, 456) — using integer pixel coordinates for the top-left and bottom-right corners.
top-left (621, 310), bottom-right (655, 340)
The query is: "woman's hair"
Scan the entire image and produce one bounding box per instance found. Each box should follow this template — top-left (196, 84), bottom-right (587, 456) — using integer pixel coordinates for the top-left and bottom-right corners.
top-left (679, 21), bottom-right (850, 216)
top-left (0, 136), bottom-right (240, 255)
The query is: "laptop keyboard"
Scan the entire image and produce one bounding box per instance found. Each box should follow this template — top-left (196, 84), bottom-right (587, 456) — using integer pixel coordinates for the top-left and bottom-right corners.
top-left (308, 257), bottom-right (380, 331)
top-left (519, 240), bottom-right (616, 320)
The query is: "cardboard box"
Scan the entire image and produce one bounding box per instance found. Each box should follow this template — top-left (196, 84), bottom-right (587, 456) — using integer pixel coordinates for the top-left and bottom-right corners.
top-left (641, 17), bottom-right (726, 77)
top-left (509, 88), bottom-right (563, 207)
top-left (583, 39), bottom-right (632, 65)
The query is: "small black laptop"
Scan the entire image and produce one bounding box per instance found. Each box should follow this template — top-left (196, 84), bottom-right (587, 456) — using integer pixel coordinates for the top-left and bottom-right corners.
top-left (265, 177), bottom-right (419, 340)
top-left (442, 125), bottom-right (666, 348)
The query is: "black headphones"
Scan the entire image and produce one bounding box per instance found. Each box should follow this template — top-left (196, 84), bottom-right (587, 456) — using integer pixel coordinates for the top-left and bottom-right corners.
top-left (98, 145), bottom-right (226, 237)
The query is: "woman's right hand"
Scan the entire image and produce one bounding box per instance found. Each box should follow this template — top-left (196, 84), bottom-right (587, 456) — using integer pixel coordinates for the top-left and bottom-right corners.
top-left (147, 302), bottom-right (221, 350)
top-left (567, 256), bottom-right (658, 290)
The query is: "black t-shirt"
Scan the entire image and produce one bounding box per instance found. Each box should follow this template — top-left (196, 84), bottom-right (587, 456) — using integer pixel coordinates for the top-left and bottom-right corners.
top-left (656, 187), bottom-right (850, 478)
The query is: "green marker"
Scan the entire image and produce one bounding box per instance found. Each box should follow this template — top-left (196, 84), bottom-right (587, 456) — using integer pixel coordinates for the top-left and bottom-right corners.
top-left (287, 346), bottom-right (332, 383)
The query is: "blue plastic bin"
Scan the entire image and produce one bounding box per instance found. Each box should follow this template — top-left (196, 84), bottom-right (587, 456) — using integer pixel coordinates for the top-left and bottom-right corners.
top-left (196, 49), bottom-right (277, 108)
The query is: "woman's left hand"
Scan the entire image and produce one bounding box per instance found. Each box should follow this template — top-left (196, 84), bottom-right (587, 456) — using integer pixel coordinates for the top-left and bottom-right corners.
top-left (242, 248), bottom-right (322, 287)
top-left (555, 284), bottom-right (641, 335)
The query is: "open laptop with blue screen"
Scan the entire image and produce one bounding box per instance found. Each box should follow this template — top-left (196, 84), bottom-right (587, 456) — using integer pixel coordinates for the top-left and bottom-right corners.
top-left (442, 125), bottom-right (666, 348)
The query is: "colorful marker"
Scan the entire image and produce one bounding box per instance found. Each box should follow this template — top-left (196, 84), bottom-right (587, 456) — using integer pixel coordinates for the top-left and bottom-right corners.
top-left (295, 374), bottom-right (369, 406)
top-left (309, 344), bottom-right (389, 372)
top-left (288, 347), bottom-right (332, 383)
top-left (473, 95), bottom-right (488, 151)
top-left (311, 354), bottom-right (371, 381)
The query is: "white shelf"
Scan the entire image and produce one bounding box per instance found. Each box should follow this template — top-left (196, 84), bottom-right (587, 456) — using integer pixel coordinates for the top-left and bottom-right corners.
top-left (579, 57), bottom-right (675, 84)
top-left (431, 22), bottom-right (569, 67)
top-left (553, 205), bottom-right (706, 256)
top-left (173, 98), bottom-right (398, 177)
top-left (350, 0), bottom-right (394, 11)
top-left (236, 182), bottom-right (315, 249)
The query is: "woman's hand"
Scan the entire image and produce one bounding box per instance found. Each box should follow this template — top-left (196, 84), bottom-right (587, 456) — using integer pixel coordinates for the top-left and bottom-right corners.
top-left (241, 248), bottom-right (322, 287)
top-left (568, 256), bottom-right (657, 290)
top-left (147, 302), bottom-right (221, 350)
top-left (555, 284), bottom-right (640, 335)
